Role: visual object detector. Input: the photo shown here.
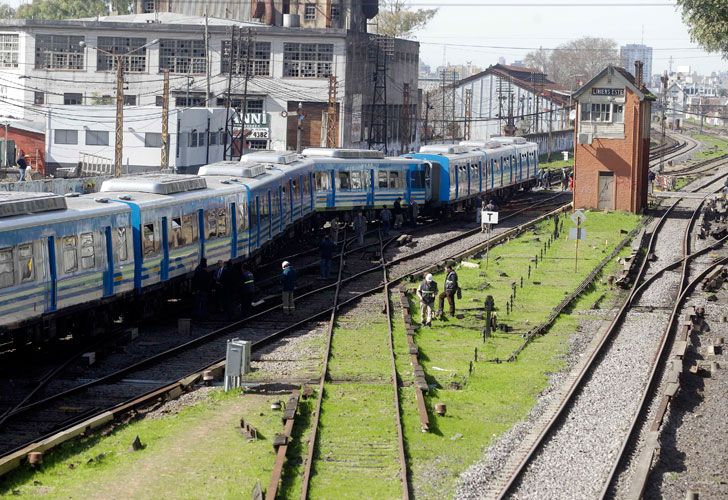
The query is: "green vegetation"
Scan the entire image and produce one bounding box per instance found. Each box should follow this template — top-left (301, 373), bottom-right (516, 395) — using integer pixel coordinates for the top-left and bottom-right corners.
top-left (394, 211), bottom-right (641, 497)
top-left (693, 134), bottom-right (728, 161)
top-left (0, 390), bottom-right (281, 499)
top-left (539, 157), bottom-right (574, 171)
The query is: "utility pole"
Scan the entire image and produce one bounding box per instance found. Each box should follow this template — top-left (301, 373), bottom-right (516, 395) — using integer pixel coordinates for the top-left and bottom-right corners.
top-left (504, 77), bottom-right (516, 136)
top-left (368, 34), bottom-right (389, 153)
top-left (401, 83), bottom-right (410, 153)
top-left (659, 71), bottom-right (668, 173)
top-left (114, 54), bottom-right (124, 177)
top-left (241, 28), bottom-right (253, 157)
top-left (204, 11), bottom-right (211, 107)
top-left (326, 75), bottom-right (338, 148)
top-left (223, 26), bottom-right (236, 160)
top-left (441, 69), bottom-right (446, 140)
top-left (161, 70), bottom-right (170, 170)
top-left (464, 88), bottom-right (472, 141)
top-left (296, 102), bottom-right (303, 152)
top-left (547, 100), bottom-right (553, 161)
top-left (424, 92), bottom-right (431, 145)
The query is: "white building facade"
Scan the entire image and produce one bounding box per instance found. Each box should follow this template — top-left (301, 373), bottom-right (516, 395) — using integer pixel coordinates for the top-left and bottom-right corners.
top-left (0, 13), bottom-right (419, 158)
top-left (46, 106), bottom-right (227, 173)
top-left (620, 44), bottom-right (653, 83)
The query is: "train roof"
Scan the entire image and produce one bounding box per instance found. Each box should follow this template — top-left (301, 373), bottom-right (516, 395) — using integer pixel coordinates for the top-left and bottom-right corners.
top-left (99, 174), bottom-right (207, 195)
top-left (488, 136), bottom-right (529, 145)
top-left (301, 148), bottom-right (385, 159)
top-left (0, 191), bottom-right (68, 218)
top-left (240, 150), bottom-right (301, 165)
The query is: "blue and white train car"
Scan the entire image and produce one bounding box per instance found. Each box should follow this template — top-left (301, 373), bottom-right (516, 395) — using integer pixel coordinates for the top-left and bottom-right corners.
top-left (199, 151), bottom-right (316, 255)
top-left (0, 191), bottom-right (133, 340)
top-left (302, 148), bottom-right (428, 211)
top-left (406, 138), bottom-right (539, 208)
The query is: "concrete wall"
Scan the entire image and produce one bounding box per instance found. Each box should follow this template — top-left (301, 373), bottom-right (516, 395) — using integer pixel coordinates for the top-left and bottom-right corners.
top-left (0, 175), bottom-right (111, 194)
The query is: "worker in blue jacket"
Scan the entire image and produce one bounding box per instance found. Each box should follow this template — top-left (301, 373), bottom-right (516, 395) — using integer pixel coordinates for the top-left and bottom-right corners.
top-left (281, 261), bottom-right (296, 314)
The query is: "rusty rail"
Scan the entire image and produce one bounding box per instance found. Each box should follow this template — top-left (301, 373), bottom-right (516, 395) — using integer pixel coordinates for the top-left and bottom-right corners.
top-left (398, 290), bottom-right (430, 431)
top-left (266, 390), bottom-right (301, 500)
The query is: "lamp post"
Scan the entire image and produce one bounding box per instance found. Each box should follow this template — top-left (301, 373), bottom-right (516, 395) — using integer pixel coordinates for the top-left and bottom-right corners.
top-left (80, 39), bottom-right (158, 177)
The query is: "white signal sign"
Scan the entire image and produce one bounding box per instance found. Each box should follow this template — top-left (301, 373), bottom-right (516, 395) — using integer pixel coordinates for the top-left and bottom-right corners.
top-left (481, 211), bottom-right (499, 224)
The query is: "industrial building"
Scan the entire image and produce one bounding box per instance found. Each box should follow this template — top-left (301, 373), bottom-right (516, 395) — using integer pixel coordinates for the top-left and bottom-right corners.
top-left (0, 8), bottom-right (418, 162)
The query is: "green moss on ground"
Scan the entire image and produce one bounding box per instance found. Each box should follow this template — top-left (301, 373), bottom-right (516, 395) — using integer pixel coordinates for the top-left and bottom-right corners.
top-left (395, 211), bottom-right (641, 497)
top-left (538, 158), bottom-right (574, 171)
top-left (0, 390), bottom-right (281, 499)
top-left (693, 134), bottom-right (728, 161)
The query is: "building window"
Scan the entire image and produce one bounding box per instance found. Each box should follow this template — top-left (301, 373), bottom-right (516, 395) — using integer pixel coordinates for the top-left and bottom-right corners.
top-left (221, 40), bottom-right (271, 76)
top-left (96, 37), bottom-right (147, 73)
top-left (612, 104), bottom-right (624, 123)
top-left (54, 129), bottom-right (78, 145)
top-left (304, 3), bottom-right (316, 20)
top-left (155, 95), bottom-right (164, 107)
top-left (145, 132), bottom-right (162, 148)
top-left (35, 35), bottom-right (84, 70)
top-left (34, 92), bottom-right (44, 105)
top-left (175, 95), bottom-right (205, 107)
top-left (124, 95), bottom-right (137, 106)
top-left (142, 0), bottom-right (155, 13)
top-left (0, 34), bottom-right (19, 68)
top-left (86, 130), bottom-right (109, 146)
top-left (189, 131), bottom-right (198, 147)
top-left (215, 98), bottom-right (264, 113)
top-left (64, 93), bottom-right (83, 105)
top-left (283, 43), bottom-right (333, 78)
top-left (159, 39), bottom-right (206, 74)
top-left (331, 3), bottom-right (341, 21)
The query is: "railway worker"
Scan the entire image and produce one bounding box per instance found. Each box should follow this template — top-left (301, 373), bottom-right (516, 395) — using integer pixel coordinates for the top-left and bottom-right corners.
top-left (329, 216), bottom-right (341, 244)
top-left (319, 234), bottom-right (335, 279)
top-left (16, 150), bottom-right (27, 182)
top-left (568, 174), bottom-right (574, 192)
top-left (393, 197), bottom-right (404, 229)
top-left (281, 261), bottom-right (296, 314)
top-left (240, 267), bottom-right (255, 316)
top-left (192, 258), bottom-right (212, 320)
top-left (648, 170), bottom-right (656, 194)
top-left (476, 196), bottom-right (483, 226)
top-left (417, 274), bottom-right (438, 327)
top-left (213, 260), bottom-right (225, 312)
top-left (540, 168), bottom-right (549, 189)
top-left (408, 196), bottom-right (418, 227)
top-left (561, 168), bottom-right (568, 191)
top-left (220, 260), bottom-right (239, 318)
top-left (380, 204), bottom-right (392, 237)
top-left (353, 210), bottom-right (366, 246)
top-left (436, 264), bottom-right (460, 319)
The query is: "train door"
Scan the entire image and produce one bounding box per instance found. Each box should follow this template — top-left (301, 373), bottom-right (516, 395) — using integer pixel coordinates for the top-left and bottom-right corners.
top-left (367, 168), bottom-right (375, 207)
top-left (254, 195), bottom-right (261, 251)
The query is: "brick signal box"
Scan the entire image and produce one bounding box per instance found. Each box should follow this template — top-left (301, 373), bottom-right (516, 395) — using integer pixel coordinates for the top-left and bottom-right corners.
top-left (572, 64), bottom-right (655, 213)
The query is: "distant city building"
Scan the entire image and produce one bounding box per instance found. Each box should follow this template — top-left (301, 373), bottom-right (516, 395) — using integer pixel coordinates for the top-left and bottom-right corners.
top-left (620, 44), bottom-right (653, 82)
top-left (0, 12), bottom-right (419, 161)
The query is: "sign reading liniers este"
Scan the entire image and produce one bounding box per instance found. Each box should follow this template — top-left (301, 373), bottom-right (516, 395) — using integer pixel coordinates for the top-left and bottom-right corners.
top-left (591, 88), bottom-right (625, 97)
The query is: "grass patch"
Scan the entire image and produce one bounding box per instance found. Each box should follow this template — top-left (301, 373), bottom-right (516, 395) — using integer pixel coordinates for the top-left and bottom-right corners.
top-left (693, 134), bottom-right (728, 161)
top-left (1, 390), bottom-right (283, 499)
top-left (396, 210), bottom-right (641, 497)
top-left (538, 157), bottom-right (574, 171)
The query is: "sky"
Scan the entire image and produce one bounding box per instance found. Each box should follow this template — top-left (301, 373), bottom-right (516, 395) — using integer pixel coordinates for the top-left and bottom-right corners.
top-left (406, 1), bottom-right (726, 77)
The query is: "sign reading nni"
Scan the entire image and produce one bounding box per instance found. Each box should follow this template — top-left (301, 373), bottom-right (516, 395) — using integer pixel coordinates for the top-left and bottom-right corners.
top-left (591, 87), bottom-right (625, 97)
top-left (481, 211), bottom-right (499, 224)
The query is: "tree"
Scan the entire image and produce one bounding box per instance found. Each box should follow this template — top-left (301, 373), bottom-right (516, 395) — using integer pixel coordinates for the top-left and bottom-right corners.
top-left (15, 0), bottom-right (132, 20)
top-left (0, 3), bottom-right (14, 18)
top-left (375, 0), bottom-right (437, 38)
top-left (522, 37), bottom-right (619, 88)
top-left (676, 0), bottom-right (728, 58)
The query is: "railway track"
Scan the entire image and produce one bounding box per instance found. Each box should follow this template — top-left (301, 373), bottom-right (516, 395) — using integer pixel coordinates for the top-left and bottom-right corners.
top-left (487, 164), bottom-right (728, 499)
top-left (298, 230), bottom-right (409, 499)
top-left (0, 191), bottom-right (571, 474)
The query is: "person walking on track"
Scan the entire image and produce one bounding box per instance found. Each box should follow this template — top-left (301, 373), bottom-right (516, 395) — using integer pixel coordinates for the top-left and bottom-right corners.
top-left (417, 273), bottom-right (438, 327)
top-left (380, 204), bottom-right (392, 237)
top-left (281, 261), bottom-right (296, 314)
top-left (436, 264), bottom-right (460, 319)
top-left (353, 210), bottom-right (366, 246)
top-left (319, 234), bottom-right (335, 279)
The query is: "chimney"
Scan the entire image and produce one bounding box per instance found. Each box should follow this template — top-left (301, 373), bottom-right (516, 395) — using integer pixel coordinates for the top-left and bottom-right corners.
top-left (264, 0), bottom-right (275, 25)
top-left (634, 60), bottom-right (644, 88)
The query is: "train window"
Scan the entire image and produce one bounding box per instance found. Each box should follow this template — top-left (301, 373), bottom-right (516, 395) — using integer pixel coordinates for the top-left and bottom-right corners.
top-left (62, 236), bottom-right (78, 274)
top-left (260, 195), bottom-right (270, 216)
top-left (389, 171), bottom-right (400, 189)
top-left (351, 171), bottom-right (363, 189)
top-left (206, 211), bottom-right (218, 239)
top-left (217, 208), bottom-right (229, 236)
top-left (142, 224), bottom-right (158, 257)
top-left (183, 215), bottom-right (197, 244)
top-left (237, 203), bottom-right (247, 231)
top-left (282, 184), bottom-right (289, 209)
top-left (80, 232), bottom-right (95, 270)
top-left (303, 174), bottom-right (311, 196)
top-left (293, 179), bottom-right (301, 200)
top-left (0, 248), bottom-right (14, 288)
top-left (411, 170), bottom-right (425, 189)
top-left (251, 198), bottom-right (258, 222)
top-left (336, 172), bottom-right (350, 190)
top-left (116, 227), bottom-right (129, 263)
top-left (378, 171), bottom-right (389, 188)
top-left (272, 190), bottom-right (280, 216)
top-left (18, 244), bottom-right (34, 282)
top-left (315, 172), bottom-right (331, 190)
top-left (171, 218), bottom-right (183, 248)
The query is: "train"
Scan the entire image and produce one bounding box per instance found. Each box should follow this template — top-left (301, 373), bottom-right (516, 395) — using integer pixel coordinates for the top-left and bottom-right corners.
top-left (0, 140), bottom-right (538, 349)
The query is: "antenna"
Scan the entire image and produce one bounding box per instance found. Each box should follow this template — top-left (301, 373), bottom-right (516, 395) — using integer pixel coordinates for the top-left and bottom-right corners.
top-left (641, 24), bottom-right (644, 45)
